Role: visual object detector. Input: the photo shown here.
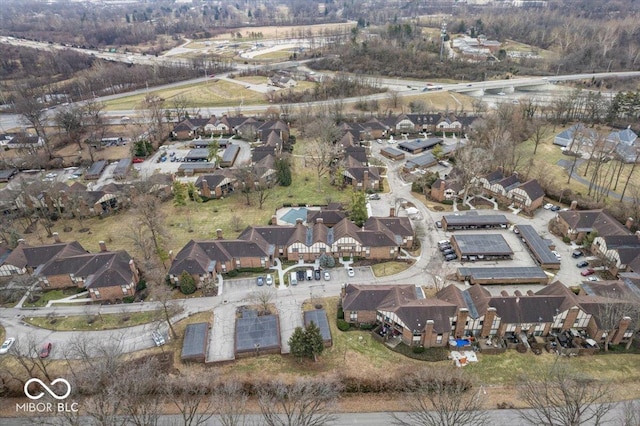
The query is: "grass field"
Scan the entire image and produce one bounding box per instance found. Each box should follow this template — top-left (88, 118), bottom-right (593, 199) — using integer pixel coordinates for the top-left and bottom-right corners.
top-left (207, 22), bottom-right (356, 41)
top-left (371, 261), bottom-right (412, 277)
top-left (104, 80), bottom-right (267, 111)
top-left (22, 288), bottom-right (86, 308)
top-left (23, 310), bottom-right (162, 331)
top-left (254, 50), bottom-right (293, 60)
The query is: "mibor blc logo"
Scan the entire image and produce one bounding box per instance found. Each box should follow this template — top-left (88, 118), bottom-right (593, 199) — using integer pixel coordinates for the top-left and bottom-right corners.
top-left (17, 378), bottom-right (79, 414)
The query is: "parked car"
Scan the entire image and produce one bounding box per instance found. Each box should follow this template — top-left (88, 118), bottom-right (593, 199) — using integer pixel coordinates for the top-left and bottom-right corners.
top-left (256, 276), bottom-right (264, 286)
top-left (572, 250), bottom-right (584, 258)
top-left (581, 268), bottom-right (595, 276)
top-left (290, 272), bottom-right (298, 286)
top-left (576, 261), bottom-right (589, 268)
top-left (587, 276), bottom-right (599, 282)
top-left (0, 338), bottom-right (15, 354)
top-left (306, 269), bottom-right (313, 281)
top-left (39, 342), bottom-right (52, 358)
top-left (347, 267), bottom-right (355, 277)
top-left (435, 221), bottom-right (442, 229)
top-left (551, 250), bottom-right (561, 260)
top-left (442, 249), bottom-right (455, 256)
top-left (152, 331), bottom-right (165, 347)
top-left (550, 205), bottom-right (561, 212)
top-left (314, 269), bottom-right (321, 280)
top-left (437, 239), bottom-right (450, 246)
top-left (368, 193), bottom-right (381, 200)
top-left (132, 158), bottom-right (145, 163)
top-left (297, 270), bottom-right (305, 282)
top-left (543, 203), bottom-right (554, 210)
top-left (266, 274), bottom-right (273, 286)
top-left (323, 271), bottom-right (330, 281)
top-left (445, 253), bottom-right (458, 261)
top-left (439, 244), bottom-right (452, 252)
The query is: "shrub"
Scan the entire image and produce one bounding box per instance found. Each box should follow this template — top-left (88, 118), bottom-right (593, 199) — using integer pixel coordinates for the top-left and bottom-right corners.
top-left (337, 319), bottom-right (350, 331)
top-left (563, 236), bottom-right (571, 244)
top-left (441, 200), bottom-right (454, 205)
top-left (225, 270), bottom-right (239, 277)
top-left (412, 346), bottom-right (426, 354)
top-left (136, 279), bottom-right (147, 292)
top-left (337, 306), bottom-right (344, 319)
top-left (123, 296), bottom-right (135, 304)
top-left (179, 271), bottom-right (197, 295)
top-left (359, 323), bottom-right (375, 330)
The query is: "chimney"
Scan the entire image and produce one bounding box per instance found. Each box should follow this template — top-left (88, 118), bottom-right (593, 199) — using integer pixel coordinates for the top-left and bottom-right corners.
top-left (570, 200), bottom-right (578, 210)
top-left (216, 229), bottom-right (223, 239)
top-left (129, 259), bottom-right (139, 283)
top-left (271, 215), bottom-right (278, 225)
top-left (390, 207), bottom-right (395, 217)
top-left (363, 170), bottom-right (369, 189)
top-left (316, 217), bottom-right (324, 224)
top-left (626, 217), bottom-right (634, 229)
top-left (52, 232), bottom-right (61, 243)
top-left (527, 290), bottom-right (534, 296)
top-left (99, 241), bottom-right (107, 252)
top-left (500, 290), bottom-right (509, 297)
top-left (295, 218), bottom-right (304, 225)
top-left (17, 239), bottom-right (25, 245)
top-left (514, 290), bottom-right (523, 297)
top-left (169, 250), bottom-right (174, 262)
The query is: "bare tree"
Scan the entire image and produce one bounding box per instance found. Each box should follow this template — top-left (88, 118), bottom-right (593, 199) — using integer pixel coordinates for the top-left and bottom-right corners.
top-left (117, 358), bottom-right (162, 426)
top-left (166, 375), bottom-right (217, 426)
top-left (257, 378), bottom-right (342, 426)
top-left (252, 288), bottom-right (275, 315)
top-left (305, 118), bottom-right (342, 191)
top-left (13, 86), bottom-right (54, 159)
top-left (391, 368), bottom-right (488, 426)
top-left (153, 280), bottom-right (182, 340)
top-left (131, 193), bottom-right (169, 267)
top-left (619, 400), bottom-right (640, 426)
top-left (518, 362), bottom-right (612, 426)
top-left (215, 381), bottom-right (249, 426)
top-left (9, 334), bottom-right (54, 384)
top-left (530, 119), bottom-right (550, 155)
top-left (596, 291), bottom-right (640, 352)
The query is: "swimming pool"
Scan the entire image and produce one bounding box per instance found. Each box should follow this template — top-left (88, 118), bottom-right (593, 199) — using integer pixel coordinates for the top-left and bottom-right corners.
top-left (450, 339), bottom-right (471, 347)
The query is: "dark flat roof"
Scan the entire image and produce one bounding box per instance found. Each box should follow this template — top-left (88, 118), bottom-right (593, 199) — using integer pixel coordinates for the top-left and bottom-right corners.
top-left (222, 144), bottom-right (240, 162)
top-left (516, 224), bottom-right (560, 265)
top-left (0, 169), bottom-right (18, 179)
top-left (85, 160), bottom-right (107, 177)
top-left (443, 214), bottom-right (508, 226)
top-left (304, 309), bottom-right (331, 342)
top-left (380, 147), bottom-right (405, 156)
top-left (113, 158), bottom-right (131, 177)
top-left (181, 322), bottom-right (209, 359)
top-left (452, 234), bottom-right (513, 256)
top-left (185, 148), bottom-right (210, 159)
top-left (178, 163), bottom-right (217, 172)
top-left (458, 266), bottom-right (548, 280)
top-left (235, 312), bottom-right (280, 353)
top-left (399, 138), bottom-right (442, 152)
top-left (405, 152), bottom-right (436, 168)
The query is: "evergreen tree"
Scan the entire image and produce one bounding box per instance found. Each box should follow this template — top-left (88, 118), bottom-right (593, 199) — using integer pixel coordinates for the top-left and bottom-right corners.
top-left (288, 322), bottom-right (325, 361)
top-left (275, 157), bottom-right (292, 186)
top-left (348, 190), bottom-right (368, 227)
top-left (179, 271), bottom-right (196, 295)
top-left (172, 181), bottom-right (188, 206)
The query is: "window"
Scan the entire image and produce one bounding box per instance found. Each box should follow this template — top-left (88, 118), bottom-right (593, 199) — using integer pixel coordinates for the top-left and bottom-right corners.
top-left (292, 248), bottom-right (298, 253)
top-left (350, 311), bottom-right (357, 321)
top-left (436, 334), bottom-right (443, 344)
top-left (94, 290), bottom-right (101, 299)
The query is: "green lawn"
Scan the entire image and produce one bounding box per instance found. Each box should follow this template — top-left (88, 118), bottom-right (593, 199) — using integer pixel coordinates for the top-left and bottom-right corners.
top-left (465, 350), bottom-right (640, 386)
top-left (254, 50), bottom-right (293, 60)
top-left (22, 288), bottom-right (85, 308)
top-left (23, 310), bottom-right (162, 331)
top-left (371, 261), bottom-right (412, 277)
top-left (104, 80), bottom-right (267, 111)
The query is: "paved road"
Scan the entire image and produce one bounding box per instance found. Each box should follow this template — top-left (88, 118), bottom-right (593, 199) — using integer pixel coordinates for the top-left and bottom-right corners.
top-left (0, 404), bottom-right (632, 425)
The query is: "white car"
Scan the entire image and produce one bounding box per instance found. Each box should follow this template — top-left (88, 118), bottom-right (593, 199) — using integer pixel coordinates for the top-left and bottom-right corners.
top-left (266, 274), bottom-right (273, 286)
top-left (587, 276), bottom-right (599, 282)
top-left (323, 271), bottom-right (330, 281)
top-left (551, 250), bottom-right (562, 260)
top-left (497, 92), bottom-right (506, 96)
top-left (347, 267), bottom-right (355, 277)
top-left (544, 203), bottom-right (554, 210)
top-left (0, 337), bottom-right (15, 354)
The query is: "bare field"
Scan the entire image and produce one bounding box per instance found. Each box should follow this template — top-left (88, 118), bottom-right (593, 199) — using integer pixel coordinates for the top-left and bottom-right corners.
top-left (208, 22), bottom-right (356, 41)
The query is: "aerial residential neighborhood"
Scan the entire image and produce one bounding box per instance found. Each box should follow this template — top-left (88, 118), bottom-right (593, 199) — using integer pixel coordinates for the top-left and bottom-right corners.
top-left (0, 0), bottom-right (639, 423)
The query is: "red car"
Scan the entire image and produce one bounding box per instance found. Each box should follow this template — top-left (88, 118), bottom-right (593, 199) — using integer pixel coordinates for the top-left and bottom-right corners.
top-left (132, 158), bottom-right (145, 163)
top-left (581, 268), bottom-right (595, 277)
top-left (39, 342), bottom-right (52, 358)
